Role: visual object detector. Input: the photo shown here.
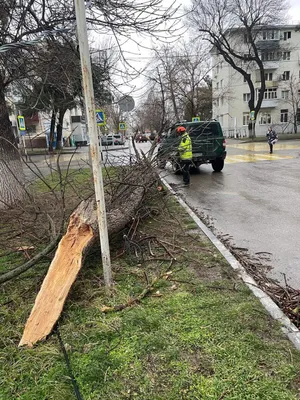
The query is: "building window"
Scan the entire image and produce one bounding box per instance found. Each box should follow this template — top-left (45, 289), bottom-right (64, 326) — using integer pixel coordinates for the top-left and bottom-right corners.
top-left (243, 113), bottom-right (250, 126)
top-left (280, 109), bottom-right (288, 122)
top-left (265, 72), bottom-right (273, 81)
top-left (244, 73), bottom-right (251, 82)
top-left (297, 108), bottom-right (300, 123)
top-left (256, 88), bottom-right (277, 100)
top-left (264, 89), bottom-right (277, 99)
top-left (71, 116), bottom-right (81, 123)
top-left (260, 113), bottom-right (271, 124)
top-left (261, 52), bottom-right (275, 61)
top-left (220, 96), bottom-right (224, 105)
top-left (283, 52), bottom-right (291, 60)
top-left (283, 31), bottom-right (291, 40)
top-left (243, 53), bottom-right (252, 61)
top-left (216, 82), bottom-right (219, 89)
top-left (220, 79), bottom-right (223, 88)
top-left (281, 90), bottom-right (289, 99)
top-left (261, 51), bottom-right (281, 61)
top-left (243, 93), bottom-right (251, 102)
top-left (262, 30), bottom-right (278, 40)
top-left (282, 71), bottom-right (290, 80)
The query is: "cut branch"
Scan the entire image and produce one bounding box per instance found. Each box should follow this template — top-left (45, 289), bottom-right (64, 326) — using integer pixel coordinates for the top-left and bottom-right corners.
top-left (19, 163), bottom-right (158, 347)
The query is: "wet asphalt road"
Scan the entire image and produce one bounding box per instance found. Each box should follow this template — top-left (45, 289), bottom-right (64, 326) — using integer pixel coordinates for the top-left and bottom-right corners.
top-left (164, 139), bottom-right (300, 288)
top-left (23, 139), bottom-right (300, 288)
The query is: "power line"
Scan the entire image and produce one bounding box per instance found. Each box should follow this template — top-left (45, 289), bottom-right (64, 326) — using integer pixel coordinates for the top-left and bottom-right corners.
top-left (0, 27), bottom-right (75, 53)
top-left (124, 54), bottom-right (209, 60)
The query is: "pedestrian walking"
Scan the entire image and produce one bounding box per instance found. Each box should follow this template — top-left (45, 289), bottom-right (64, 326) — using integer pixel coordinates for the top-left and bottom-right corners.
top-left (177, 126), bottom-right (192, 185)
top-left (266, 127), bottom-right (278, 154)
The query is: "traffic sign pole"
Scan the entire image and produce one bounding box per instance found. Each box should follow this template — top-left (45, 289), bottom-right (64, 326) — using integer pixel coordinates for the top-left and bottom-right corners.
top-left (118, 97), bottom-right (135, 165)
top-left (250, 110), bottom-right (255, 140)
top-left (74, 0), bottom-right (112, 287)
top-left (17, 114), bottom-right (28, 160)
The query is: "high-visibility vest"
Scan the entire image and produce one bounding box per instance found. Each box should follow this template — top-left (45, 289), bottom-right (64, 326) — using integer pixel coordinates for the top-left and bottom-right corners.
top-left (178, 132), bottom-right (192, 160)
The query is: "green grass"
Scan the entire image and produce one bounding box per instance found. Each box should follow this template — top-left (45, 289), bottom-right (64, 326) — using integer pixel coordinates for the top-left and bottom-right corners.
top-left (1, 189), bottom-right (300, 400)
top-left (32, 167), bottom-right (93, 193)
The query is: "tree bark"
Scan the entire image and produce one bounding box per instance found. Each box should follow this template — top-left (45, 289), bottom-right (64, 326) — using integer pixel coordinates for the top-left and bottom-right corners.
top-left (56, 107), bottom-right (66, 150)
top-left (0, 75), bottom-right (25, 209)
top-left (19, 179), bottom-right (148, 346)
top-left (48, 108), bottom-right (57, 152)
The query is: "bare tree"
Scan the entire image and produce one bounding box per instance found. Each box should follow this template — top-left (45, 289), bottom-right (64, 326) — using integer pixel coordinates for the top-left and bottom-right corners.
top-left (187, 0), bottom-right (289, 137)
top-left (137, 42), bottom-right (212, 131)
top-left (174, 42), bottom-right (212, 121)
top-left (286, 74), bottom-right (300, 134)
top-left (0, 0), bottom-right (179, 208)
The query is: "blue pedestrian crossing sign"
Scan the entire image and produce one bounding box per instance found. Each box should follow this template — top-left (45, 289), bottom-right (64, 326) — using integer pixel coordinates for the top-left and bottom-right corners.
top-left (192, 117), bottom-right (200, 122)
top-left (119, 122), bottom-right (126, 130)
top-left (17, 115), bottom-right (26, 131)
top-left (95, 110), bottom-right (106, 126)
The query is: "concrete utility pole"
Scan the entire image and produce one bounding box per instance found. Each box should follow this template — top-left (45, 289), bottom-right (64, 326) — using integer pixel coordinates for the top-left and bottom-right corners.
top-left (74, 0), bottom-right (112, 286)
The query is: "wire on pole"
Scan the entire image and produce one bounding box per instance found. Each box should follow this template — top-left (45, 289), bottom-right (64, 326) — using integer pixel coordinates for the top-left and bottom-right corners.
top-left (0, 27), bottom-right (75, 53)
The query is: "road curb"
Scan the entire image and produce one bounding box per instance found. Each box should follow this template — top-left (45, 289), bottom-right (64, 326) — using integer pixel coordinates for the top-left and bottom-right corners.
top-left (160, 176), bottom-right (300, 350)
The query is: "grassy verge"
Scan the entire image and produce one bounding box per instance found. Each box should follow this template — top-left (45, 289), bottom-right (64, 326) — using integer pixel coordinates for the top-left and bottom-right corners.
top-left (1, 189), bottom-right (300, 399)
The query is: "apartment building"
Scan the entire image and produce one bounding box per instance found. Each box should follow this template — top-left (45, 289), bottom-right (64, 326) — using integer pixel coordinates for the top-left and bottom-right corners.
top-left (212, 25), bottom-right (300, 137)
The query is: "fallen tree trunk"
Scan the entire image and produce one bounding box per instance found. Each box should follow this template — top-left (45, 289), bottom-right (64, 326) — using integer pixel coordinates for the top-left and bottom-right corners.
top-left (19, 170), bottom-right (151, 346)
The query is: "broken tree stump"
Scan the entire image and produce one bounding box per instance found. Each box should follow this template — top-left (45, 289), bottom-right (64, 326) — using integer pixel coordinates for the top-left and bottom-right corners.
top-left (19, 174), bottom-right (150, 347)
top-left (19, 200), bottom-right (97, 347)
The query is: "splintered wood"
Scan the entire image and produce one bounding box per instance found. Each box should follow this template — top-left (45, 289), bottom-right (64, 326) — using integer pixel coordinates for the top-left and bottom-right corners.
top-left (19, 162), bottom-right (157, 347)
top-left (19, 210), bottom-right (96, 347)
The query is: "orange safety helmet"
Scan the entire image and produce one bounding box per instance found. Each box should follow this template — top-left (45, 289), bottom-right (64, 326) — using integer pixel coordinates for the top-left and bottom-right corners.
top-left (176, 126), bottom-right (186, 134)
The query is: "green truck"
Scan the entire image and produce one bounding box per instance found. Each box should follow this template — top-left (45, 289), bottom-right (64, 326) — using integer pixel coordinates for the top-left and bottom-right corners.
top-left (157, 121), bottom-right (227, 173)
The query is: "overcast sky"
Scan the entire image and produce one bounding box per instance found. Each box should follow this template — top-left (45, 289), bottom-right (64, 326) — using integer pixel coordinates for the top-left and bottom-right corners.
top-left (106, 0), bottom-right (300, 105)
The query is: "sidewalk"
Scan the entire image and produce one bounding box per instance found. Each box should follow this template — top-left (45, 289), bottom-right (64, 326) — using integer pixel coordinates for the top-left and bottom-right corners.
top-left (227, 134), bottom-right (300, 144)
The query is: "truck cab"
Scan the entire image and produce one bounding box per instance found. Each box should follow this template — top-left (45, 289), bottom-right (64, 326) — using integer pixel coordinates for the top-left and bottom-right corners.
top-left (157, 121), bottom-right (227, 173)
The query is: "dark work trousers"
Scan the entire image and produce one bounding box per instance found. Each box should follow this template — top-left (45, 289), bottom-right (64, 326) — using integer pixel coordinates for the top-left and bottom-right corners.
top-left (181, 160), bottom-right (192, 184)
top-left (269, 142), bottom-right (273, 153)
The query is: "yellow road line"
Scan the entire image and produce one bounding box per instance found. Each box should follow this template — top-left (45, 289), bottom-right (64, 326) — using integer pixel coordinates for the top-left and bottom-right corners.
top-left (226, 153), bottom-right (293, 164)
top-left (227, 143), bottom-right (300, 151)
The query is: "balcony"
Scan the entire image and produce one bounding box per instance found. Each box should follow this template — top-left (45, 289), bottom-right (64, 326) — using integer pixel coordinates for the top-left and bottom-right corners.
top-left (266, 80), bottom-right (279, 88)
top-left (262, 61), bottom-right (279, 70)
top-left (255, 80), bottom-right (279, 88)
top-left (260, 99), bottom-right (279, 108)
top-left (256, 40), bottom-right (280, 51)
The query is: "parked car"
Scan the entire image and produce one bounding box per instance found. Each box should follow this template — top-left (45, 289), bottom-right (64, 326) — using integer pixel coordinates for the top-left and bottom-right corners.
top-left (135, 133), bottom-right (148, 143)
top-left (113, 134), bottom-right (125, 145)
top-left (101, 135), bottom-right (113, 146)
top-left (157, 121), bottom-right (227, 173)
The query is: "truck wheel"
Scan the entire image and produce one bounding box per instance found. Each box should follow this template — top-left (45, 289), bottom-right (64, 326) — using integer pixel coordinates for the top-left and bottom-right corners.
top-left (172, 160), bottom-right (181, 175)
top-left (211, 158), bottom-right (224, 172)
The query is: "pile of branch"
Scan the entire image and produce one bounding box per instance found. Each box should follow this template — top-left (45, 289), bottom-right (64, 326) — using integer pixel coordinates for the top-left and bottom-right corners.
top-left (263, 283), bottom-right (300, 328)
top-left (19, 159), bottom-right (160, 347)
top-left (219, 234), bottom-right (300, 329)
